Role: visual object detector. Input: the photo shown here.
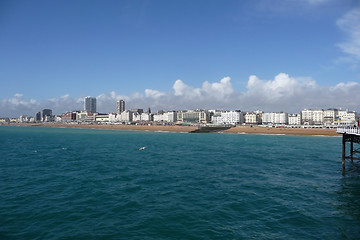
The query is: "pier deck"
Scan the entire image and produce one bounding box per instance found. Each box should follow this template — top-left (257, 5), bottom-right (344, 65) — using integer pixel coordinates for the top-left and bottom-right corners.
top-left (337, 127), bottom-right (360, 175)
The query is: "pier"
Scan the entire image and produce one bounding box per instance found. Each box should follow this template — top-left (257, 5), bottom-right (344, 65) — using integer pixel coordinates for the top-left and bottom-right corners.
top-left (190, 126), bottom-right (232, 133)
top-left (336, 127), bottom-right (360, 175)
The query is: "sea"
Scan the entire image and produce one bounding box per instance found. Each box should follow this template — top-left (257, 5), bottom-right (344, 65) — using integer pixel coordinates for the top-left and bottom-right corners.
top-left (0, 126), bottom-right (359, 240)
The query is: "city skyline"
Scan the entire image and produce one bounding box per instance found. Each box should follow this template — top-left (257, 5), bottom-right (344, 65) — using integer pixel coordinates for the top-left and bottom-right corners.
top-left (1, 1), bottom-right (360, 117)
top-left (5, 103), bottom-right (358, 127)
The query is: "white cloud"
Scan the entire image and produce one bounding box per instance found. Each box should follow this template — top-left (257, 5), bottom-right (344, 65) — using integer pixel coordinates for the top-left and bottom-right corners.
top-left (1, 94), bottom-right (40, 117)
top-left (145, 89), bottom-right (165, 99)
top-left (173, 79), bottom-right (201, 99)
top-left (173, 77), bottom-right (234, 102)
top-left (1, 74), bottom-right (360, 117)
top-left (241, 73), bottom-right (360, 112)
top-left (337, 7), bottom-right (360, 60)
top-left (249, 73), bottom-right (294, 93)
top-left (202, 77), bottom-right (234, 100)
top-left (245, 73), bottom-right (311, 102)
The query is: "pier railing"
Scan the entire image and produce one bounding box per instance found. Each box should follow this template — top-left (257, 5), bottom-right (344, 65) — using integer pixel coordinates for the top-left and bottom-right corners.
top-left (336, 127), bottom-right (360, 135)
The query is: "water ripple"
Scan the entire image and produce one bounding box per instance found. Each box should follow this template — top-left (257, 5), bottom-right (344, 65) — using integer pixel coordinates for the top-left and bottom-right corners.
top-left (0, 126), bottom-right (359, 239)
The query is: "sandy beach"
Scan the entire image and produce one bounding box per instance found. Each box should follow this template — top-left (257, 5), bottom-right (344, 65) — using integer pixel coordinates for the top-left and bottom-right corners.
top-left (6, 123), bottom-right (339, 136)
top-left (222, 125), bottom-right (338, 136)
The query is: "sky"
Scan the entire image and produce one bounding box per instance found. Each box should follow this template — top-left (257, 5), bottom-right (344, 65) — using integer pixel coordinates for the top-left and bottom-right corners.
top-left (1, 0), bottom-right (360, 117)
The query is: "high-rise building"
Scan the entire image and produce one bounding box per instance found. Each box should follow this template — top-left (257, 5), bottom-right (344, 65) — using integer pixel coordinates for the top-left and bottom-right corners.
top-left (35, 112), bottom-right (42, 122)
top-left (41, 109), bottom-right (52, 122)
top-left (117, 100), bottom-right (125, 114)
top-left (84, 97), bottom-right (96, 113)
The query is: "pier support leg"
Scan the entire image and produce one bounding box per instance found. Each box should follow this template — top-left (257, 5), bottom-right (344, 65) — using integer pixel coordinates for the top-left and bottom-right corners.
top-left (342, 134), bottom-right (346, 176)
top-left (350, 137), bottom-right (354, 164)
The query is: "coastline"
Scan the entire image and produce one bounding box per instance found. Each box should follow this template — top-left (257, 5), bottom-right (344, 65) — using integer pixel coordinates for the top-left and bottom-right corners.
top-left (223, 126), bottom-right (338, 136)
top-left (3, 123), bottom-right (339, 136)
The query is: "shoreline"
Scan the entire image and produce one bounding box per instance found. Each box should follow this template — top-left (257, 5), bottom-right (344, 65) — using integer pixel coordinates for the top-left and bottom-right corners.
top-left (2, 123), bottom-right (339, 136)
top-left (222, 125), bottom-right (338, 136)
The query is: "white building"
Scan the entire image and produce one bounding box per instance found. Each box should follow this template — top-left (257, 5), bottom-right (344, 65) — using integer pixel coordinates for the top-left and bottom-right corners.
top-left (76, 111), bottom-right (96, 122)
top-left (323, 109), bottom-right (338, 126)
top-left (140, 112), bottom-right (152, 122)
top-left (118, 110), bottom-right (133, 122)
top-left (153, 111), bottom-right (177, 122)
top-left (19, 115), bottom-right (30, 123)
top-left (301, 109), bottom-right (323, 125)
top-left (132, 112), bottom-right (152, 122)
top-left (77, 111), bottom-right (88, 121)
top-left (313, 110), bottom-right (324, 125)
top-left (262, 112), bottom-right (288, 125)
top-left (108, 113), bottom-right (117, 123)
top-left (288, 114), bottom-right (301, 125)
top-left (245, 112), bottom-right (261, 125)
top-left (301, 109), bottom-right (313, 125)
top-left (337, 110), bottom-right (356, 125)
top-left (54, 115), bottom-right (62, 122)
top-left (211, 110), bottom-right (244, 125)
top-left (95, 114), bottom-right (109, 123)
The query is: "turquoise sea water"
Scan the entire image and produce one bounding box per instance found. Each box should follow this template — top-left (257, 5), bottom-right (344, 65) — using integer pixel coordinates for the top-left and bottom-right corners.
top-left (0, 126), bottom-right (359, 239)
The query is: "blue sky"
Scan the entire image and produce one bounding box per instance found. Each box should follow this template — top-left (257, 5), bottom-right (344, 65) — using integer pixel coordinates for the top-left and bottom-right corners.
top-left (1, 0), bottom-right (360, 117)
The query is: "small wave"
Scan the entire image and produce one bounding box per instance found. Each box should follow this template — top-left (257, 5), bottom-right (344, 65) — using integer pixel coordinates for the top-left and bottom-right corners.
top-left (311, 135), bottom-right (341, 138)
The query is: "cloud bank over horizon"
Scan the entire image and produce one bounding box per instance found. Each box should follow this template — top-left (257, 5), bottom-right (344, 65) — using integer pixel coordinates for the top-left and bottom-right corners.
top-left (1, 73), bottom-right (360, 117)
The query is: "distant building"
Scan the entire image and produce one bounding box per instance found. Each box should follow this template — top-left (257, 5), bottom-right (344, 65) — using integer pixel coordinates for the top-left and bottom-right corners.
top-left (301, 109), bottom-right (313, 125)
top-left (177, 110), bottom-right (210, 124)
top-left (262, 112), bottom-right (288, 125)
top-left (288, 114), bottom-right (301, 125)
top-left (108, 113), bottom-right (118, 123)
top-left (211, 110), bottom-right (244, 125)
top-left (76, 111), bottom-right (95, 122)
top-left (117, 100), bottom-right (125, 114)
top-left (118, 110), bottom-right (133, 122)
top-left (301, 109), bottom-right (323, 125)
top-left (54, 115), bottom-right (62, 122)
top-left (95, 114), bottom-right (109, 123)
top-left (153, 111), bottom-right (177, 122)
top-left (245, 112), bottom-right (261, 125)
top-left (19, 115), bottom-right (30, 123)
top-left (337, 110), bottom-right (356, 125)
top-left (61, 112), bottom-right (77, 122)
top-left (41, 109), bottom-right (53, 122)
top-left (129, 109), bottom-right (144, 114)
top-left (323, 109), bottom-right (338, 126)
top-left (0, 118), bottom-right (10, 123)
top-left (313, 110), bottom-right (324, 125)
top-left (133, 112), bottom-right (153, 122)
top-left (84, 96), bottom-right (97, 113)
top-left (35, 112), bottom-right (42, 122)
